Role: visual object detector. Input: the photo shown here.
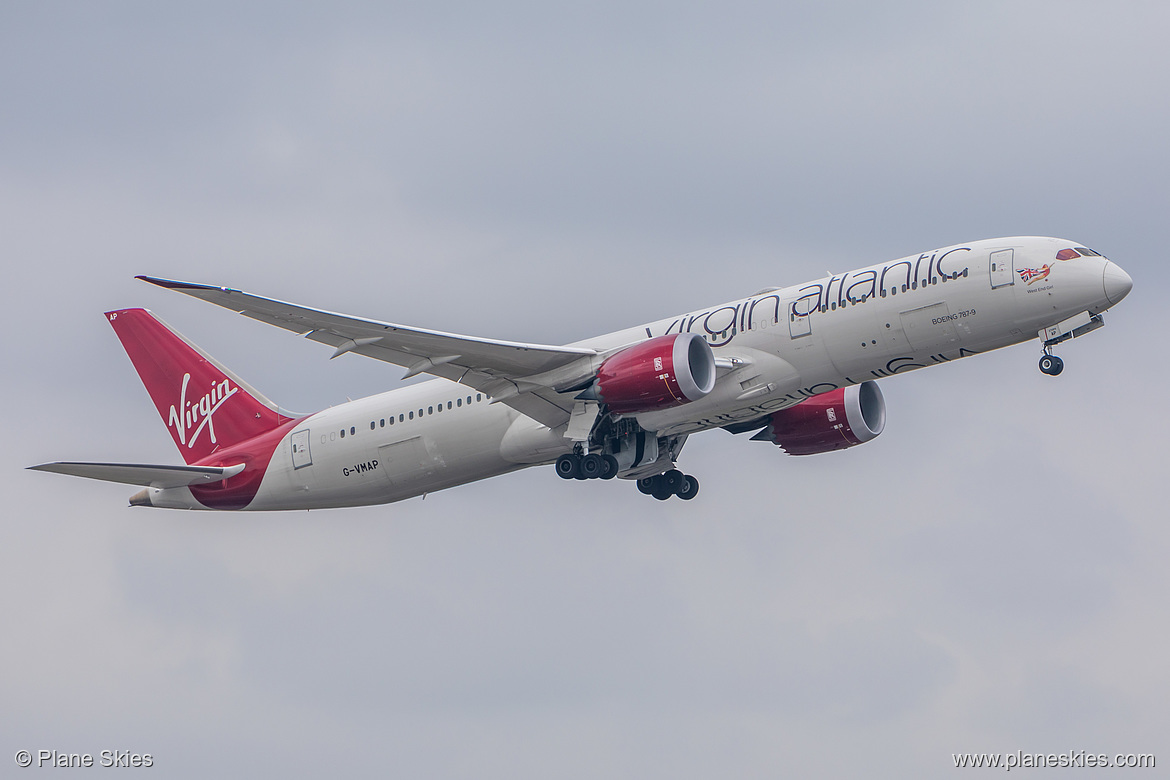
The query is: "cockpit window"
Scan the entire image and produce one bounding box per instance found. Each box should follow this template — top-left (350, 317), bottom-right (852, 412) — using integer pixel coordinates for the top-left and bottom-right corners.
top-left (1056, 248), bottom-right (1081, 260)
top-left (1075, 247), bottom-right (1101, 257)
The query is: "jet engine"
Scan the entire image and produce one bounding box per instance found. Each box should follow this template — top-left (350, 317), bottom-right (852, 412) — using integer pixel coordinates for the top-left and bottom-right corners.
top-left (590, 333), bottom-right (716, 414)
top-left (753, 381), bottom-right (886, 455)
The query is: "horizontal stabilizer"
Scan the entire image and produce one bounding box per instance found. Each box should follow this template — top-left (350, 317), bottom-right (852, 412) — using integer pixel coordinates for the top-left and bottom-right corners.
top-left (28, 461), bottom-right (245, 488)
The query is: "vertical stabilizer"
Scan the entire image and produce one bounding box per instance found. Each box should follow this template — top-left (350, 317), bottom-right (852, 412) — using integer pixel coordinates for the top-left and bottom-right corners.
top-left (106, 308), bottom-right (287, 464)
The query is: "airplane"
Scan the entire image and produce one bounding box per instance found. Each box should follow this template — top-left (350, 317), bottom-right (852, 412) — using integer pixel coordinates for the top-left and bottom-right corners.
top-left (30, 236), bottom-right (1132, 510)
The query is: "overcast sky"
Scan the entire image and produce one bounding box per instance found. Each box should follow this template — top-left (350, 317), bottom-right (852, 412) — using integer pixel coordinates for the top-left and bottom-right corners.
top-left (2, 2), bottom-right (1167, 777)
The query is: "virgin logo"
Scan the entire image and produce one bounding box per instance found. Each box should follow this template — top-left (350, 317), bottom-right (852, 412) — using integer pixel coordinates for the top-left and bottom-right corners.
top-left (168, 373), bottom-right (238, 449)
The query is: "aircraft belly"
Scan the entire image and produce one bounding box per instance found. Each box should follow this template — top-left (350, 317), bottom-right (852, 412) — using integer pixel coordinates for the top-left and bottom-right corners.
top-left (376, 410), bottom-right (518, 501)
top-left (500, 414), bottom-right (571, 464)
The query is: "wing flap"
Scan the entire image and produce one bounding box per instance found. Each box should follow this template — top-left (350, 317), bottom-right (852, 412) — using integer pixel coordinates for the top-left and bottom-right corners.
top-left (29, 462), bottom-right (246, 488)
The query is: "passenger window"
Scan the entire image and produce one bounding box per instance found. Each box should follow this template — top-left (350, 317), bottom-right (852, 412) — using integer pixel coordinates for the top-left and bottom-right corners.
top-left (340, 429), bottom-right (345, 438)
top-left (457, 398), bottom-right (462, 407)
top-left (350, 427), bottom-right (355, 435)
top-left (399, 414), bottom-right (404, 422)
top-left (370, 421), bottom-right (375, 430)
top-left (467, 396), bottom-right (472, 405)
top-left (428, 406), bottom-right (433, 415)
top-left (409, 411), bottom-right (414, 420)
top-left (476, 394), bottom-right (482, 402)
top-left (447, 401), bottom-right (452, 410)
top-left (379, 419), bottom-right (385, 427)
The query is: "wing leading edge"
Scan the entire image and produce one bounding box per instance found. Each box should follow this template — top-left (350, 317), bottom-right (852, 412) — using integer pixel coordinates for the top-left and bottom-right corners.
top-left (136, 276), bottom-right (600, 428)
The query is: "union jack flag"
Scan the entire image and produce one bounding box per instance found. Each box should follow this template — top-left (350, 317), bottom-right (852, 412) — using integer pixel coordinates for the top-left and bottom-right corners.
top-left (1018, 266), bottom-right (1050, 284)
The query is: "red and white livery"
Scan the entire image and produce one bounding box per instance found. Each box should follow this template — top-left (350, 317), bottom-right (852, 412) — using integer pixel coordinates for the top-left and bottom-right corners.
top-left (31, 237), bottom-right (1133, 508)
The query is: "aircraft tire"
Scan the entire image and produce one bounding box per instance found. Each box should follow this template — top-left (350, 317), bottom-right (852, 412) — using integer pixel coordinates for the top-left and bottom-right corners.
top-left (677, 475), bottom-right (699, 500)
top-left (600, 455), bottom-right (619, 480)
top-left (580, 453), bottom-right (603, 479)
top-left (637, 476), bottom-right (658, 495)
top-left (1039, 355), bottom-right (1064, 376)
top-left (555, 454), bottom-right (580, 480)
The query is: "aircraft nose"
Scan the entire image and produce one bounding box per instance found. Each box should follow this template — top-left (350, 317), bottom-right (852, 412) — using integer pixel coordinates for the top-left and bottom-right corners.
top-left (1102, 261), bottom-right (1133, 305)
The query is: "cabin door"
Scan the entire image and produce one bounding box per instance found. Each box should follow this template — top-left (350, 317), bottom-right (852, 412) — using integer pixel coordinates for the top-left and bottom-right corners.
top-left (989, 249), bottom-right (1015, 289)
top-left (291, 429), bottom-right (312, 469)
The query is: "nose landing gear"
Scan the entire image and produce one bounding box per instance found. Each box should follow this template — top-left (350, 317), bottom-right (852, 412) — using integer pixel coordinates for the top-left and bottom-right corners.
top-left (1039, 349), bottom-right (1064, 376)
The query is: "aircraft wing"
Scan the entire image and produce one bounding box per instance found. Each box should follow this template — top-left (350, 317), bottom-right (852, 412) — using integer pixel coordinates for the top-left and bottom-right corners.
top-left (137, 277), bottom-right (599, 428)
top-left (29, 462), bottom-right (246, 488)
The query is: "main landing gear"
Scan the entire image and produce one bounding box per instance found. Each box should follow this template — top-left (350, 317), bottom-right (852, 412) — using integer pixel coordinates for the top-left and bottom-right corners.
top-left (1039, 347), bottom-right (1064, 376)
top-left (556, 455), bottom-right (699, 501)
top-left (636, 469), bottom-right (699, 501)
top-left (555, 452), bottom-right (619, 481)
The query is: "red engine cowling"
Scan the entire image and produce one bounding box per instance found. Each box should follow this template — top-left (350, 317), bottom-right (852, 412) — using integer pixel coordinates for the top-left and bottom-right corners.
top-left (754, 381), bottom-right (886, 455)
top-left (594, 333), bottom-right (716, 414)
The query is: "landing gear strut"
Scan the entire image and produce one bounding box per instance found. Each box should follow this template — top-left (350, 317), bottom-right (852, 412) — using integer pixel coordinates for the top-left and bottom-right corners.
top-left (1039, 346), bottom-right (1064, 376)
top-left (636, 469), bottom-right (699, 501)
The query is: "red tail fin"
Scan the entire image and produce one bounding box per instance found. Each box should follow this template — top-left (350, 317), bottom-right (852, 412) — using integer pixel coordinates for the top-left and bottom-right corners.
top-left (107, 309), bottom-right (287, 464)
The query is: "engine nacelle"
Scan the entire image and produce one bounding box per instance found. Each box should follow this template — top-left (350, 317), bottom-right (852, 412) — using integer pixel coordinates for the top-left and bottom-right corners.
top-left (594, 333), bottom-right (716, 414)
top-left (753, 381), bottom-right (886, 455)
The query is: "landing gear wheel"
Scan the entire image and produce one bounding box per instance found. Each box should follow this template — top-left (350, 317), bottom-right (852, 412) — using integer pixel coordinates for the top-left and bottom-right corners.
top-left (662, 469), bottom-right (684, 493)
top-left (652, 484), bottom-right (673, 500)
top-left (555, 454), bottom-right (580, 480)
top-left (600, 455), bottom-right (619, 480)
top-left (637, 477), bottom-right (657, 495)
top-left (676, 475), bottom-right (699, 500)
top-left (579, 453), bottom-right (603, 479)
top-left (1039, 354), bottom-right (1064, 376)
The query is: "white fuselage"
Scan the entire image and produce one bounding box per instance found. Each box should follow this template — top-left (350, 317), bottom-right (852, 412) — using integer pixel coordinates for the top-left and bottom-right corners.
top-left (144, 237), bottom-right (1126, 510)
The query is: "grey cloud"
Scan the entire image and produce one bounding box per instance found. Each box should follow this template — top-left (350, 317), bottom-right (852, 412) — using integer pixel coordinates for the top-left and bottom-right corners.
top-left (3, 2), bottom-right (1168, 778)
